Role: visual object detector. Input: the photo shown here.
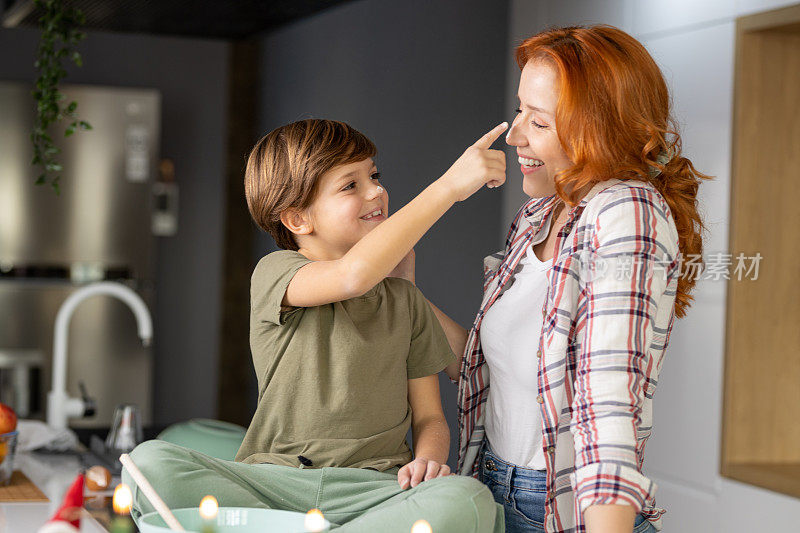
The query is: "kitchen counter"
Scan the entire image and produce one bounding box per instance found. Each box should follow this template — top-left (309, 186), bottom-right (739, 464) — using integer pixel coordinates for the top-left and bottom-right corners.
top-left (0, 449), bottom-right (112, 532)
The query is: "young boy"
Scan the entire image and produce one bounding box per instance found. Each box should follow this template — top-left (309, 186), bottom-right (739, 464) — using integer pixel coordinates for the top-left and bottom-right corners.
top-left (123, 118), bottom-right (508, 532)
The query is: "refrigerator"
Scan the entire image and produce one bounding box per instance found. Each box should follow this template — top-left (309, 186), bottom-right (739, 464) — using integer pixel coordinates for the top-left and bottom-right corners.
top-left (0, 81), bottom-right (160, 428)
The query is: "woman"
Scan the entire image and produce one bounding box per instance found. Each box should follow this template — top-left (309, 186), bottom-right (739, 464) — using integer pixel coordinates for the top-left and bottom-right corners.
top-left (426, 25), bottom-right (710, 533)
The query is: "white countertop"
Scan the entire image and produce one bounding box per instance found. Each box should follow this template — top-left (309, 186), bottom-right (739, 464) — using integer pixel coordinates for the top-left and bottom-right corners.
top-left (0, 451), bottom-right (111, 533)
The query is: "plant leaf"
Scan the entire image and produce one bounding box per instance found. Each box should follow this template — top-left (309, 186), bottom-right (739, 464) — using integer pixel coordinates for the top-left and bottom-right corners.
top-left (31, 0), bottom-right (89, 194)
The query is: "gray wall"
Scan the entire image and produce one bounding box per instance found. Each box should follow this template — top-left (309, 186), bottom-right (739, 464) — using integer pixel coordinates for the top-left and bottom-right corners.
top-left (255, 0), bottom-right (510, 467)
top-left (0, 27), bottom-right (229, 426)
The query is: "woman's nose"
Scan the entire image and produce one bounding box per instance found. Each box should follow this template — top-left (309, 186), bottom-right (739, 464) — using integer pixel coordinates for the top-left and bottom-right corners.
top-left (505, 117), bottom-right (525, 146)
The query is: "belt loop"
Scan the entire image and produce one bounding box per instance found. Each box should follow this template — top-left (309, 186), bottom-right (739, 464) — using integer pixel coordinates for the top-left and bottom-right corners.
top-left (503, 461), bottom-right (514, 503)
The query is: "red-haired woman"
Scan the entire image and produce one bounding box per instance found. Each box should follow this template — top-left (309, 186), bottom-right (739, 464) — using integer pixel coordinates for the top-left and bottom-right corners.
top-left (428, 25), bottom-right (710, 533)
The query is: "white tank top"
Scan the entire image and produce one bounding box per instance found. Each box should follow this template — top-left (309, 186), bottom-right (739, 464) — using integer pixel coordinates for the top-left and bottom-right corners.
top-left (480, 239), bottom-right (552, 469)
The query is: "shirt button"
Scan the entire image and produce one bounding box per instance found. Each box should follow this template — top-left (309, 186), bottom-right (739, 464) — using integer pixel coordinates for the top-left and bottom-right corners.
top-left (547, 446), bottom-right (555, 454)
top-left (537, 349), bottom-right (542, 358)
top-left (536, 395), bottom-right (544, 404)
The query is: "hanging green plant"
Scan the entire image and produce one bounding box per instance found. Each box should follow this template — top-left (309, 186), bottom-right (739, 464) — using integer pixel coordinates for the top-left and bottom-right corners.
top-left (31, 0), bottom-right (92, 194)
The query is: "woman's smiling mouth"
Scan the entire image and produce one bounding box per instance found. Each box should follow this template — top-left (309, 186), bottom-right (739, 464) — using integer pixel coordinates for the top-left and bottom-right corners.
top-left (519, 155), bottom-right (545, 175)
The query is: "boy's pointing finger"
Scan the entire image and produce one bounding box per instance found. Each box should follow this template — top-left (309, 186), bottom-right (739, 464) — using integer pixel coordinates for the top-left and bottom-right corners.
top-left (472, 122), bottom-right (509, 149)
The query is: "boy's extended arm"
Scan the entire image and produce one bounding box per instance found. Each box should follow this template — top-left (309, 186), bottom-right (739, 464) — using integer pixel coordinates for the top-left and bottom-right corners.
top-left (397, 374), bottom-right (450, 489)
top-left (285, 181), bottom-right (456, 306)
top-left (408, 374), bottom-right (449, 464)
top-left (283, 122), bottom-right (508, 308)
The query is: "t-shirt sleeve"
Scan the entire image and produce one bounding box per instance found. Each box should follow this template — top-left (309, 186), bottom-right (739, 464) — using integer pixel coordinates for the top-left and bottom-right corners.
top-left (251, 250), bottom-right (312, 326)
top-left (406, 285), bottom-right (457, 379)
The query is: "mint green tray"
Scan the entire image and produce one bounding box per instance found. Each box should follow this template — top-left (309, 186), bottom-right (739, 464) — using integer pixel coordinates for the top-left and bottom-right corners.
top-left (138, 507), bottom-right (331, 532)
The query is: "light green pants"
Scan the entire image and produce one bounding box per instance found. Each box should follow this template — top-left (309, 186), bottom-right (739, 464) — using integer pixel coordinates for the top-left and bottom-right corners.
top-left (122, 440), bottom-right (504, 533)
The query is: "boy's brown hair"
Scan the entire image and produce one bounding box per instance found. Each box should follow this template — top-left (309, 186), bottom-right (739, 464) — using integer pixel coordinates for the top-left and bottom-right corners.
top-left (244, 119), bottom-right (377, 250)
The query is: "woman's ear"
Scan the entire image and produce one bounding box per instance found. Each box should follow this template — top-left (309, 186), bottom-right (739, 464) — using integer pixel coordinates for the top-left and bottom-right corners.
top-left (279, 208), bottom-right (313, 236)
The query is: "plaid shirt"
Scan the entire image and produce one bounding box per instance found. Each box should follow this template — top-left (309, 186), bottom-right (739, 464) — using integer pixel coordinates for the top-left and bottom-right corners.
top-left (456, 178), bottom-right (681, 532)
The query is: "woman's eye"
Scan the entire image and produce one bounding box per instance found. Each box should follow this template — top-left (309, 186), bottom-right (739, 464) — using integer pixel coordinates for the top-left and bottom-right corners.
top-left (370, 172), bottom-right (381, 180)
top-left (516, 106), bottom-right (548, 129)
top-left (342, 182), bottom-right (355, 191)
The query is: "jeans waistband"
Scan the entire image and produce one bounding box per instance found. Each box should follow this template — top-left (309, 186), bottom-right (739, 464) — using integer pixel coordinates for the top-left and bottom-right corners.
top-left (480, 439), bottom-right (547, 491)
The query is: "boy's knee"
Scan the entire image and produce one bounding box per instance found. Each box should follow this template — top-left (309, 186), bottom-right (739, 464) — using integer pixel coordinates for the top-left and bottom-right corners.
top-left (128, 439), bottom-right (169, 470)
top-left (124, 440), bottom-right (163, 489)
top-left (465, 480), bottom-right (501, 533)
top-left (129, 439), bottom-right (193, 463)
top-left (124, 440), bottom-right (189, 488)
top-left (435, 474), bottom-right (488, 499)
top-left (425, 476), bottom-right (501, 533)
top-left (123, 440), bottom-right (197, 519)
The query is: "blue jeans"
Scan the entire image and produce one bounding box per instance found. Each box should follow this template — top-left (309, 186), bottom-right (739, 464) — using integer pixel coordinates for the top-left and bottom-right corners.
top-left (478, 439), bottom-right (657, 533)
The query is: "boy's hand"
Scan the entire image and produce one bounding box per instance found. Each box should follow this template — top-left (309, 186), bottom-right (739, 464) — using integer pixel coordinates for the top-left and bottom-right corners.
top-left (397, 457), bottom-right (451, 489)
top-left (440, 122), bottom-right (508, 202)
top-left (387, 248), bottom-right (415, 284)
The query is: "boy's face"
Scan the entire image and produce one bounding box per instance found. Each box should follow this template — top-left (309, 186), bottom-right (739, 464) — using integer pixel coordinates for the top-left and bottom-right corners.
top-left (300, 158), bottom-right (389, 260)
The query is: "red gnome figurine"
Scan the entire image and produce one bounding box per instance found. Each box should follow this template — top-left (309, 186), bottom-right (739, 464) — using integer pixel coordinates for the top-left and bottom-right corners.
top-left (38, 472), bottom-right (85, 533)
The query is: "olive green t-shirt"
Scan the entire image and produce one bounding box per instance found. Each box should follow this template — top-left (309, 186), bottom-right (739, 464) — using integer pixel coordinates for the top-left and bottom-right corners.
top-left (235, 250), bottom-right (456, 471)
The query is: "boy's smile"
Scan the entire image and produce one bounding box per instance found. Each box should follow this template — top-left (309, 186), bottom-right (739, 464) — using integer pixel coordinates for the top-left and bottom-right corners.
top-left (360, 207), bottom-right (385, 222)
top-left (296, 157), bottom-right (390, 260)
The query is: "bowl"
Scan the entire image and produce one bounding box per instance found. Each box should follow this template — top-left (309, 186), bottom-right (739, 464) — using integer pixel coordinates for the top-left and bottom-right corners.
top-left (138, 507), bottom-right (330, 532)
top-left (0, 431), bottom-right (18, 485)
top-left (156, 419), bottom-right (246, 461)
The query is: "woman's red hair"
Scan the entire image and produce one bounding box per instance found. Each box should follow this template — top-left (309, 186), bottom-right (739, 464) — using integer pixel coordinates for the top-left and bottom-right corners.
top-left (516, 24), bottom-right (712, 319)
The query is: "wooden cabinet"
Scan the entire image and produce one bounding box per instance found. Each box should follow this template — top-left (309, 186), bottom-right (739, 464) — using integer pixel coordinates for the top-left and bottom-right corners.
top-left (721, 3), bottom-right (800, 499)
